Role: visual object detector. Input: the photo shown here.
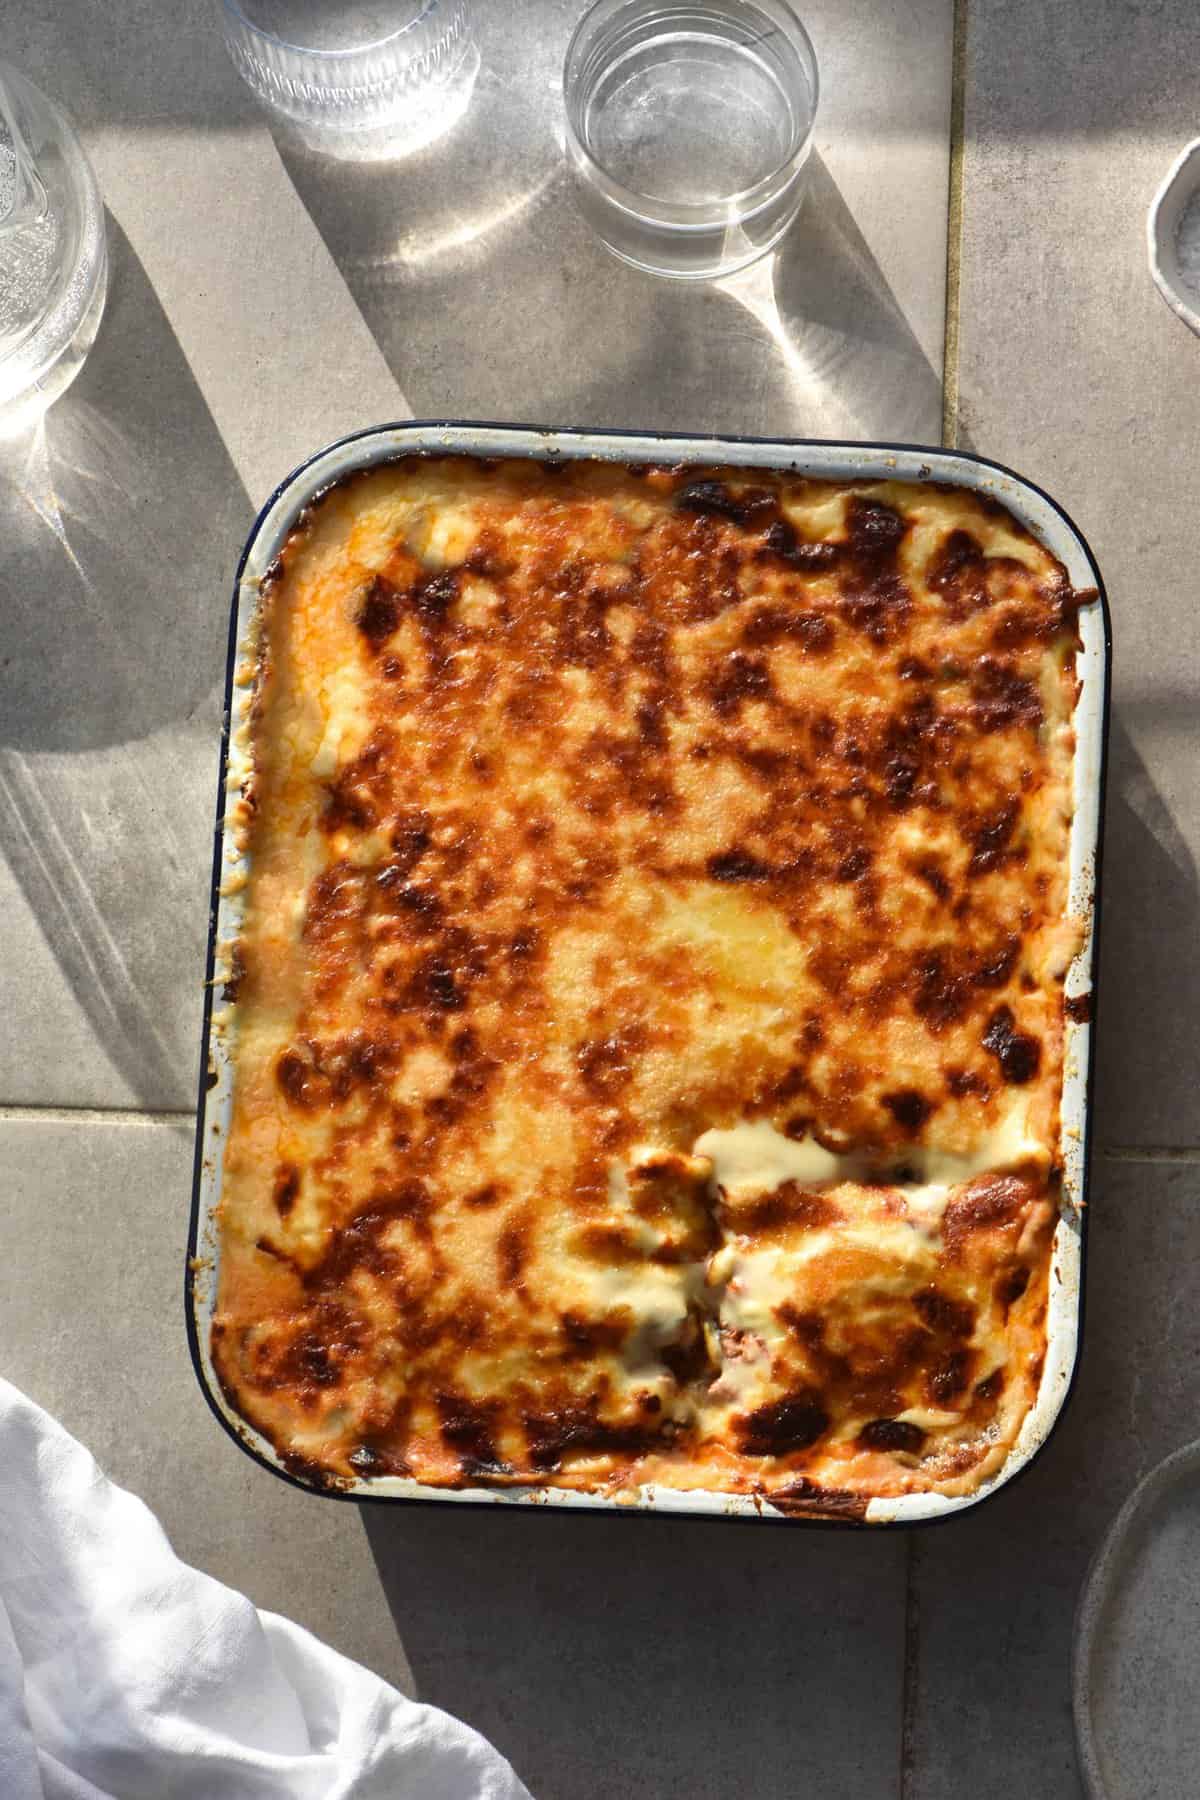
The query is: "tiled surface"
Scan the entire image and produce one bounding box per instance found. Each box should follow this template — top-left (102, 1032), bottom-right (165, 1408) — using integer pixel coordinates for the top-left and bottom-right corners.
top-left (906, 1155), bottom-right (1200, 1800)
top-left (0, 854), bottom-right (142, 1112)
top-left (952, 0), bottom-right (1200, 1149)
top-left (0, 219), bottom-right (249, 1110)
top-left (277, 0), bottom-right (952, 437)
top-left (8, 3), bottom-right (1200, 1798)
top-left (0, 1116), bottom-right (411, 1693)
top-left (0, 0), bottom-right (954, 1112)
top-left (365, 1506), bottom-right (906, 1800)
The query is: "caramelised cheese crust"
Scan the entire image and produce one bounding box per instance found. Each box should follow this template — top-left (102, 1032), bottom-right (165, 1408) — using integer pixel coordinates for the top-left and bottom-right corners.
top-left (212, 455), bottom-right (1085, 1513)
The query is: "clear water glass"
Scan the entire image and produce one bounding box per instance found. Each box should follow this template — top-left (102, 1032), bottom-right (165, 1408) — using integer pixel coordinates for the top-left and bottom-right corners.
top-left (221, 0), bottom-right (479, 160)
top-left (0, 62), bottom-right (107, 438)
top-left (564, 0), bottom-right (819, 280)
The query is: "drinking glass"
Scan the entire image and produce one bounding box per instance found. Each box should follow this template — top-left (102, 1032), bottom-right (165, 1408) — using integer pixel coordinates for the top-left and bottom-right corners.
top-left (0, 62), bottom-right (107, 436)
top-left (564, 0), bottom-right (819, 280)
top-left (221, 0), bottom-right (479, 159)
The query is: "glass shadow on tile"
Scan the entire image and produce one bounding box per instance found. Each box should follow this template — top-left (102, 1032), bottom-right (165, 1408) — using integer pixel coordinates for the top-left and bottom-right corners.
top-left (763, 152), bottom-right (943, 444)
top-left (271, 59), bottom-right (942, 443)
top-left (362, 1503), bottom-right (905, 1800)
top-left (1091, 708), bottom-right (1200, 1150)
top-left (0, 214), bottom-right (253, 1111)
top-left (904, 1156), bottom-right (1200, 1800)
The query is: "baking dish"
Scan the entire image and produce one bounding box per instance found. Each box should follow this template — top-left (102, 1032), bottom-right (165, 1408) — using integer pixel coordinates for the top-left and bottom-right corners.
top-left (186, 422), bottom-right (1110, 1525)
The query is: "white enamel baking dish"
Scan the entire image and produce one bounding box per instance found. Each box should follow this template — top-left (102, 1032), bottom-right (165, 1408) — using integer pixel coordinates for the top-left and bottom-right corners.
top-left (187, 423), bottom-right (1110, 1526)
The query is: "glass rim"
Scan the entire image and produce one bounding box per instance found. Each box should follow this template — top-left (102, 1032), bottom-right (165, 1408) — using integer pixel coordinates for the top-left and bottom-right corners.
top-left (0, 65), bottom-right (108, 401)
top-left (562, 0), bottom-right (820, 224)
top-left (220, 0), bottom-right (442, 62)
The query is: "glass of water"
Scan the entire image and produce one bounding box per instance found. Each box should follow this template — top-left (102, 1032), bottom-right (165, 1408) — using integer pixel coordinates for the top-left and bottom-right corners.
top-left (221, 0), bottom-right (479, 160)
top-left (564, 0), bottom-right (819, 280)
top-left (0, 62), bottom-right (107, 437)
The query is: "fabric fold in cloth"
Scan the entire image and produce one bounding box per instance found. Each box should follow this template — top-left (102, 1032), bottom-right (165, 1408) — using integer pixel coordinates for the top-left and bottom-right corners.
top-left (0, 1377), bottom-right (532, 1799)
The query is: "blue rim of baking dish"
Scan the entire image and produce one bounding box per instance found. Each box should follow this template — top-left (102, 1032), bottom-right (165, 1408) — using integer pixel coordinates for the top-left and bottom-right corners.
top-left (185, 422), bottom-right (1112, 1526)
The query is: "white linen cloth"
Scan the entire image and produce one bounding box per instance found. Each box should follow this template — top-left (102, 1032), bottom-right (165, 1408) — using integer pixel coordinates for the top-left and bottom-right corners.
top-left (0, 1377), bottom-right (532, 1799)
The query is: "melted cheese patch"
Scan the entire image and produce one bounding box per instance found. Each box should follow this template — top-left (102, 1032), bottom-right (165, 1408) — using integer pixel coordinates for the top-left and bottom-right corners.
top-left (695, 1104), bottom-right (1048, 1195)
top-left (213, 455), bottom-right (1083, 1512)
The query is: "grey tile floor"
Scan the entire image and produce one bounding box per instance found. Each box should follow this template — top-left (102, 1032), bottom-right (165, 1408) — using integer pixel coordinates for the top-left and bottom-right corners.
top-left (365, 1506), bottom-right (905, 1800)
top-left (2, 1), bottom-right (1199, 1795)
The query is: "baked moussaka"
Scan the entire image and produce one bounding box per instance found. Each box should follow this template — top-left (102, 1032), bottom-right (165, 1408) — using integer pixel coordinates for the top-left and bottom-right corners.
top-left (212, 454), bottom-right (1087, 1514)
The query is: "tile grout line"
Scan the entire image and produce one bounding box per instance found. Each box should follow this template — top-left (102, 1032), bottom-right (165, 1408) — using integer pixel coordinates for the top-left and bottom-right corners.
top-left (0, 1104), bottom-right (197, 1127)
top-left (2, 1103), bottom-right (1198, 1165)
top-left (940, 0), bottom-right (969, 450)
top-left (1101, 1146), bottom-right (1200, 1164)
top-left (899, 1533), bottom-right (921, 1800)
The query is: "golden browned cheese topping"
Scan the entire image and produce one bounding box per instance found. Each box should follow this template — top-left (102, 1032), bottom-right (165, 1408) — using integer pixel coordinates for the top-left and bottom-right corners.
top-left (213, 455), bottom-right (1084, 1511)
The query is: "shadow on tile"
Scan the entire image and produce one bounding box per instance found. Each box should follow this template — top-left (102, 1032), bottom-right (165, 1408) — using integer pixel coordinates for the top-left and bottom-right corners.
top-left (767, 153), bottom-right (943, 444)
top-left (1092, 708), bottom-right (1200, 1148)
top-left (269, 59), bottom-right (941, 442)
top-left (906, 1156), bottom-right (1200, 1800)
top-left (362, 1504), bottom-right (905, 1800)
top-left (0, 215), bottom-right (252, 1108)
top-left (0, 217), bottom-right (249, 751)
